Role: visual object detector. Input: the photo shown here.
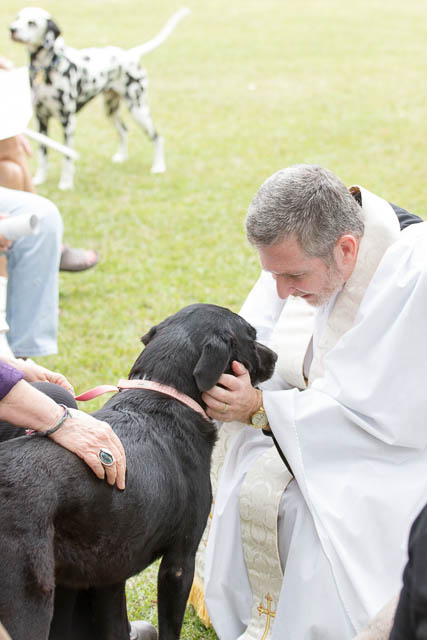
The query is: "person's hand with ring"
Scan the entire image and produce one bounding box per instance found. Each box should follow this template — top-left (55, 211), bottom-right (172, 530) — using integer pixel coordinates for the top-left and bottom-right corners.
top-left (202, 360), bottom-right (261, 423)
top-left (0, 377), bottom-right (126, 490)
top-left (49, 408), bottom-right (126, 489)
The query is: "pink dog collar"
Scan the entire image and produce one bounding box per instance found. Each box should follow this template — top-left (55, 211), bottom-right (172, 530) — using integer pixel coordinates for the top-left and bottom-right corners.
top-left (75, 379), bottom-right (210, 421)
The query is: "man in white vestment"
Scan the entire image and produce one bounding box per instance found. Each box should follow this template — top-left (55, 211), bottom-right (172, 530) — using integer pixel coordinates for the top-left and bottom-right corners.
top-left (201, 164), bottom-right (427, 639)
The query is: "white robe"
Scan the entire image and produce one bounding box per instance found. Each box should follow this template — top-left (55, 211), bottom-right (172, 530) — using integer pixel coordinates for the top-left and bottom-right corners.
top-left (204, 220), bottom-right (427, 638)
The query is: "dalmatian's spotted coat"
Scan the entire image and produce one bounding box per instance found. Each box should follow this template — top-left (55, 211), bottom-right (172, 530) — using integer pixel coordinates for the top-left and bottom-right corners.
top-left (10, 7), bottom-right (189, 190)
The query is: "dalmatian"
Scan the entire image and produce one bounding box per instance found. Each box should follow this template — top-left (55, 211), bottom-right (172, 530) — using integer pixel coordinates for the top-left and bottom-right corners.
top-left (10, 6), bottom-right (189, 190)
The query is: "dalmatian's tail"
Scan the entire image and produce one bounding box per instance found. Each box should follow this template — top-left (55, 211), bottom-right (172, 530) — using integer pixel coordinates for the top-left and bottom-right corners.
top-left (126, 7), bottom-right (190, 61)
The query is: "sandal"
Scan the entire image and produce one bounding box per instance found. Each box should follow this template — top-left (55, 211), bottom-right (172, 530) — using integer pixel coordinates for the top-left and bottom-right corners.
top-left (60, 244), bottom-right (99, 272)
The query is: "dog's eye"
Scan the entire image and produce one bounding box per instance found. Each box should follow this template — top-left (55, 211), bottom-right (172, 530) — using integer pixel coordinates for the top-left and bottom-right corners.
top-left (28, 21), bottom-right (37, 27)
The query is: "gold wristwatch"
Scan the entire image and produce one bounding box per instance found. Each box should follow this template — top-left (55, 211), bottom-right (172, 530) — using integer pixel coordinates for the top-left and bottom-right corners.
top-left (249, 391), bottom-right (269, 429)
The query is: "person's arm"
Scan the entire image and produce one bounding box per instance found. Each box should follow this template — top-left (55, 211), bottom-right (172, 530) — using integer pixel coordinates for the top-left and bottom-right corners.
top-left (0, 377), bottom-right (126, 489)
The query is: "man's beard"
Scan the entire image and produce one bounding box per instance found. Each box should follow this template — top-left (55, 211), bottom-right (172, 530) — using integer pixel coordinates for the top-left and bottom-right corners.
top-left (293, 262), bottom-right (345, 307)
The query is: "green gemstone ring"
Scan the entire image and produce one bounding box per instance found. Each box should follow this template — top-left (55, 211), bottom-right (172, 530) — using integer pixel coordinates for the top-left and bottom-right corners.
top-left (98, 448), bottom-right (115, 467)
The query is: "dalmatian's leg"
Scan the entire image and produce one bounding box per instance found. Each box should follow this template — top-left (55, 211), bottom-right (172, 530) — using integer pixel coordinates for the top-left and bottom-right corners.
top-left (58, 113), bottom-right (76, 191)
top-left (123, 82), bottom-right (166, 174)
top-left (130, 102), bottom-right (165, 173)
top-left (103, 90), bottom-right (129, 163)
top-left (33, 110), bottom-right (49, 186)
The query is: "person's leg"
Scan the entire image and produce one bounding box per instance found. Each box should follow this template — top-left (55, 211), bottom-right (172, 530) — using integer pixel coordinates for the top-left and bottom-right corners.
top-left (0, 136), bottom-right (36, 194)
top-left (0, 256), bottom-right (13, 359)
top-left (273, 480), bottom-right (356, 639)
top-left (0, 140), bottom-right (36, 355)
top-left (0, 138), bottom-right (98, 273)
top-left (0, 159), bottom-right (29, 192)
top-left (0, 141), bottom-right (35, 355)
top-left (0, 186), bottom-right (63, 357)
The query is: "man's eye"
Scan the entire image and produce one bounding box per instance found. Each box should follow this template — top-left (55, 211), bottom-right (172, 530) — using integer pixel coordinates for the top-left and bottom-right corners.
top-left (271, 272), bottom-right (304, 281)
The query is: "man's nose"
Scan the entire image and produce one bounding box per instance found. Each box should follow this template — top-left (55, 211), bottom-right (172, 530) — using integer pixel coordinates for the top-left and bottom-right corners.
top-left (275, 278), bottom-right (296, 299)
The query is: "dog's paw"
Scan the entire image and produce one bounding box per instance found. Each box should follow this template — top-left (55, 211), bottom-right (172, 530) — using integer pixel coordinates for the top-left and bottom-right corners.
top-left (58, 178), bottom-right (74, 191)
top-left (151, 162), bottom-right (166, 174)
top-left (151, 136), bottom-right (165, 173)
top-left (33, 172), bottom-right (47, 186)
top-left (112, 151), bottom-right (128, 163)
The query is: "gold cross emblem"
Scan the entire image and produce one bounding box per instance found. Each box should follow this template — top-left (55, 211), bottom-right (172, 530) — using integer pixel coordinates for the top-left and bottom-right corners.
top-left (257, 593), bottom-right (276, 640)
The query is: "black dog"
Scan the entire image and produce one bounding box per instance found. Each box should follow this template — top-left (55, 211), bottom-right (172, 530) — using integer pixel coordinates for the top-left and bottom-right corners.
top-left (0, 304), bottom-right (277, 640)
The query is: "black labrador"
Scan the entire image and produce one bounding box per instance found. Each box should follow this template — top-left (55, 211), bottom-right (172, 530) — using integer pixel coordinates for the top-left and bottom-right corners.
top-left (0, 304), bottom-right (277, 640)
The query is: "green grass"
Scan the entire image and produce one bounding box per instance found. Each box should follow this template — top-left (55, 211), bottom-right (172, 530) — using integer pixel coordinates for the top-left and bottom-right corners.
top-left (1, 0), bottom-right (427, 636)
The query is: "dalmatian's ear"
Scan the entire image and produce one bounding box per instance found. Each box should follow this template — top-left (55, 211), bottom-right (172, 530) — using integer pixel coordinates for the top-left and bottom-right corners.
top-left (43, 19), bottom-right (61, 49)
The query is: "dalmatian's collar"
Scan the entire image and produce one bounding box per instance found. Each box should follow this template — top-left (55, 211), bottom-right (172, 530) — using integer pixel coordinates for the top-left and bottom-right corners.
top-left (30, 46), bottom-right (64, 84)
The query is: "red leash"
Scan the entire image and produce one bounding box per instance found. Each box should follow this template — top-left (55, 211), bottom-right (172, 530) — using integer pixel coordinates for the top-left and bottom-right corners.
top-left (75, 385), bottom-right (119, 401)
top-left (75, 379), bottom-right (210, 421)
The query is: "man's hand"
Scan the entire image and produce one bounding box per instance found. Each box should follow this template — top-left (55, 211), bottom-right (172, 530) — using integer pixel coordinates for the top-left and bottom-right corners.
top-left (202, 360), bottom-right (261, 423)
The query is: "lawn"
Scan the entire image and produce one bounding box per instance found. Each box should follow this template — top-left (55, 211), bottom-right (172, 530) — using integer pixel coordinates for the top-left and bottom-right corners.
top-left (1, 0), bottom-right (427, 636)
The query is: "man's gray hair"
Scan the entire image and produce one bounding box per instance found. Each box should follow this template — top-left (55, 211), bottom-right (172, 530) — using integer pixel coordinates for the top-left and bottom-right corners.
top-left (245, 164), bottom-right (365, 262)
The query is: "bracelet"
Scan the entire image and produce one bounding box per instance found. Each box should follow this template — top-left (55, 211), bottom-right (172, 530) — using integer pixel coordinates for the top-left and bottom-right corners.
top-left (35, 404), bottom-right (71, 437)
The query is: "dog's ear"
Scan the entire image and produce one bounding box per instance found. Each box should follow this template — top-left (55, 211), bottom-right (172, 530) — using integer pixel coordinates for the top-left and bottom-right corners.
top-left (141, 326), bottom-right (157, 346)
top-left (193, 333), bottom-right (233, 392)
top-left (128, 326), bottom-right (157, 378)
top-left (44, 19), bottom-right (61, 48)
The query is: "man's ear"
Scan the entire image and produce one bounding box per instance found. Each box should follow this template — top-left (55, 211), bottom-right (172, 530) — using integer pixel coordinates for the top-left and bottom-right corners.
top-left (43, 19), bottom-right (61, 48)
top-left (193, 334), bottom-right (233, 392)
top-left (334, 234), bottom-right (359, 278)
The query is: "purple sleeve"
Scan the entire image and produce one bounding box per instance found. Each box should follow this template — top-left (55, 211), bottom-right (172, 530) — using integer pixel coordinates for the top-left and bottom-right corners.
top-left (0, 361), bottom-right (24, 400)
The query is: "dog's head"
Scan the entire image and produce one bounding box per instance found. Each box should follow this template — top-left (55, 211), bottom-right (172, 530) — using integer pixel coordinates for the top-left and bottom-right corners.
top-left (129, 303), bottom-right (277, 397)
top-left (10, 7), bottom-right (61, 52)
